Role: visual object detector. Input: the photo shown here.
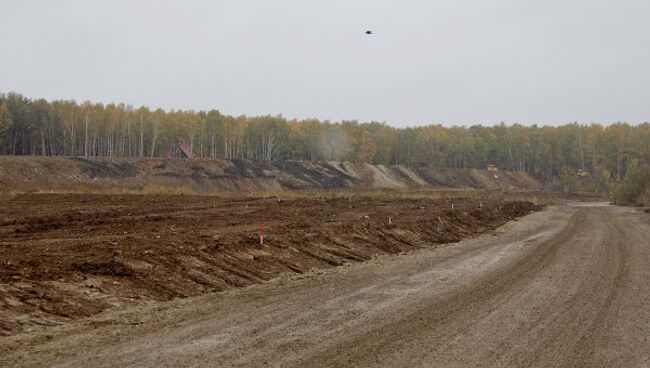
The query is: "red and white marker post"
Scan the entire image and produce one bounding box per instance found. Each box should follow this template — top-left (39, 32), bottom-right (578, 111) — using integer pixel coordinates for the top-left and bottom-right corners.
top-left (259, 223), bottom-right (265, 245)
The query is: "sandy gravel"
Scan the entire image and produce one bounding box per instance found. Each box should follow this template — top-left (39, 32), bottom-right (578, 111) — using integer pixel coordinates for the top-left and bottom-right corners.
top-left (1, 203), bottom-right (649, 367)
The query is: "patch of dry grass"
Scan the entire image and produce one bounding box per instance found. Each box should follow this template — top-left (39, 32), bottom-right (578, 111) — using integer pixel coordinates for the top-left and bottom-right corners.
top-left (2, 183), bottom-right (603, 205)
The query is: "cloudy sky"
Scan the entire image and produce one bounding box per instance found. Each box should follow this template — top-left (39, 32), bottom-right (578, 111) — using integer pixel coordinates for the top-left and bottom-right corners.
top-left (1, 0), bottom-right (649, 126)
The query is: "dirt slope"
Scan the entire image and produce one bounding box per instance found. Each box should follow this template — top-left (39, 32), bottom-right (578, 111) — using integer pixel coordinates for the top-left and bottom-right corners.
top-left (1, 203), bottom-right (648, 367)
top-left (0, 193), bottom-right (537, 336)
top-left (0, 156), bottom-right (543, 192)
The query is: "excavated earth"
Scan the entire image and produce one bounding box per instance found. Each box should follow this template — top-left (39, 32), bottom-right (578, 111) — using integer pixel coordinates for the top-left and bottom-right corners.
top-left (1, 201), bottom-right (649, 368)
top-left (0, 193), bottom-right (538, 337)
top-left (0, 156), bottom-right (543, 193)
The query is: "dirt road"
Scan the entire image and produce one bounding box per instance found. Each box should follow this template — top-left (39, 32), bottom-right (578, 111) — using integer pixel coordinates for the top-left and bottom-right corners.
top-left (1, 203), bottom-right (649, 367)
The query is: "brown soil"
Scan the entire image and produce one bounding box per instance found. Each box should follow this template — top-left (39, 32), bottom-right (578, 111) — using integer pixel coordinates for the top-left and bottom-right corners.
top-left (0, 193), bottom-right (539, 336)
top-left (1, 203), bottom-right (648, 368)
top-left (0, 156), bottom-right (543, 193)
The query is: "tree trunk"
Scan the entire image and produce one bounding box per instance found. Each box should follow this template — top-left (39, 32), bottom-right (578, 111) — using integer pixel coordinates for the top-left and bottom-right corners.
top-left (150, 121), bottom-right (158, 157)
top-left (139, 113), bottom-right (144, 157)
top-left (84, 114), bottom-right (89, 157)
top-left (40, 129), bottom-right (46, 156)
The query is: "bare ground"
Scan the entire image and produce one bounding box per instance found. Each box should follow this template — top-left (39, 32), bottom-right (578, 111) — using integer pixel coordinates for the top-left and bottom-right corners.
top-left (0, 156), bottom-right (543, 193)
top-left (0, 193), bottom-right (537, 336)
top-left (1, 202), bottom-right (649, 367)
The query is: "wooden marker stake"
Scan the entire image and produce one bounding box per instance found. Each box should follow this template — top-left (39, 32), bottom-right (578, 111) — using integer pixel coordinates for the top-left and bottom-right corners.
top-left (259, 223), bottom-right (265, 245)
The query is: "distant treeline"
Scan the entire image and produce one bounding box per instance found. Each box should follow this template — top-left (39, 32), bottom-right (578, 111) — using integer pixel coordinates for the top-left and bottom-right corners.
top-left (1, 92), bottom-right (649, 182)
top-left (613, 160), bottom-right (650, 206)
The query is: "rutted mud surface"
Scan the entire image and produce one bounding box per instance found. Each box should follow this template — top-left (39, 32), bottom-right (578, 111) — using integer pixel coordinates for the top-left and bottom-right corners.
top-left (0, 193), bottom-right (537, 336)
top-left (1, 203), bottom-right (648, 367)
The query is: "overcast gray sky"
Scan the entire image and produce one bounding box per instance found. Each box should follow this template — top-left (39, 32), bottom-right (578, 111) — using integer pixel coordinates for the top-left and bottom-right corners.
top-left (1, 0), bottom-right (649, 126)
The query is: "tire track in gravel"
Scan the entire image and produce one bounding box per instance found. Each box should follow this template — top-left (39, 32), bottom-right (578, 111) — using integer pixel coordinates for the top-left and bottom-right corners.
top-left (297, 209), bottom-right (587, 367)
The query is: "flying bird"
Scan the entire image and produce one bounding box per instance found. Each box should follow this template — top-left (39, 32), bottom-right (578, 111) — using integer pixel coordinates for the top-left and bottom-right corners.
top-left (365, 30), bottom-right (373, 35)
